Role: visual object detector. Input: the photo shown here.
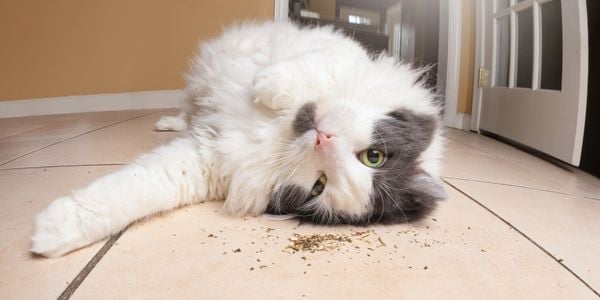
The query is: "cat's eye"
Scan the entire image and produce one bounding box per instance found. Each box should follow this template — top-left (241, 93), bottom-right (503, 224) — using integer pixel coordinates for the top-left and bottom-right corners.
top-left (358, 149), bottom-right (386, 168)
top-left (311, 174), bottom-right (327, 197)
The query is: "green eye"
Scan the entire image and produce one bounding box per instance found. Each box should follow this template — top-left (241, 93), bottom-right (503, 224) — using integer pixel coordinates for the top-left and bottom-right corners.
top-left (359, 149), bottom-right (386, 168)
top-left (311, 174), bottom-right (327, 197)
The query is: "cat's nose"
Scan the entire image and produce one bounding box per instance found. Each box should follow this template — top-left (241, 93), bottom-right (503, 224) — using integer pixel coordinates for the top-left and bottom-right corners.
top-left (315, 131), bottom-right (334, 149)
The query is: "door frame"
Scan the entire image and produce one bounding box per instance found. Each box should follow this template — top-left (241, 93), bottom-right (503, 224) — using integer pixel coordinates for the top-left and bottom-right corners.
top-left (573, 0), bottom-right (590, 164)
top-left (470, 0), bottom-right (486, 132)
top-left (274, 0), bottom-right (289, 22)
top-left (439, 0), bottom-right (466, 129)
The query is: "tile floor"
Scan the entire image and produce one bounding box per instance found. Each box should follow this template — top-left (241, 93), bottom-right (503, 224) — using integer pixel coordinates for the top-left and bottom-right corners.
top-left (1, 109), bottom-right (599, 299)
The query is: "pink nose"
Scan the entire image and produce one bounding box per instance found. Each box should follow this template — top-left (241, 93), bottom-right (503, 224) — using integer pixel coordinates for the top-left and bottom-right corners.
top-left (316, 131), bottom-right (333, 149)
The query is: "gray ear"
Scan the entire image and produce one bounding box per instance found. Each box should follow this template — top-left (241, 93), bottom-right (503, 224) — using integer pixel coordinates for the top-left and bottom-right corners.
top-left (409, 173), bottom-right (448, 201)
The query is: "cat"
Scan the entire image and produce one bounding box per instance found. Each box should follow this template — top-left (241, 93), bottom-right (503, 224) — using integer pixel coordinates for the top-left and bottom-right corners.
top-left (30, 21), bottom-right (447, 258)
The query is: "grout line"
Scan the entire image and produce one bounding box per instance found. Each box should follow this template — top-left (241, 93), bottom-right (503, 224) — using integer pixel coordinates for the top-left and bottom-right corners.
top-left (444, 136), bottom-right (491, 153)
top-left (443, 179), bottom-right (600, 298)
top-left (445, 135), bottom-right (587, 192)
top-left (441, 176), bottom-right (574, 197)
top-left (444, 136), bottom-right (502, 157)
top-left (0, 111), bottom-right (159, 168)
top-left (443, 176), bottom-right (600, 203)
top-left (58, 230), bottom-right (126, 300)
top-left (0, 163), bottom-right (126, 171)
top-left (446, 135), bottom-right (576, 174)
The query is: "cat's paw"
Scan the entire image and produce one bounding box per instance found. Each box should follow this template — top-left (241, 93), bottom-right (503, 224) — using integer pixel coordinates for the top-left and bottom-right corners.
top-left (30, 197), bottom-right (89, 258)
top-left (254, 92), bottom-right (295, 111)
top-left (252, 70), bottom-right (296, 111)
top-left (155, 115), bottom-right (188, 132)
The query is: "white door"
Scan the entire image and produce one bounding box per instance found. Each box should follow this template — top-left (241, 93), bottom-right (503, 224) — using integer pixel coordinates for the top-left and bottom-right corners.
top-left (478, 0), bottom-right (588, 165)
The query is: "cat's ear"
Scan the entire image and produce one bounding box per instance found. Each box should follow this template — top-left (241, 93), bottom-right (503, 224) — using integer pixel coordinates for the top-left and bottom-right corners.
top-left (408, 172), bottom-right (448, 201)
top-left (378, 109), bottom-right (439, 163)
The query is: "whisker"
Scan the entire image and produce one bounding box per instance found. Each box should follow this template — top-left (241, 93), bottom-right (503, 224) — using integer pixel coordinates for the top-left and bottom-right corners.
top-left (373, 179), bottom-right (409, 223)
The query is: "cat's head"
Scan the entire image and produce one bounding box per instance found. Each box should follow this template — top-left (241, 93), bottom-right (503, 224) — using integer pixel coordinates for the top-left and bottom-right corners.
top-left (263, 96), bottom-right (446, 225)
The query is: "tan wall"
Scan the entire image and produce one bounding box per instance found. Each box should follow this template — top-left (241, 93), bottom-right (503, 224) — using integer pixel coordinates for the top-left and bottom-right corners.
top-left (457, 0), bottom-right (476, 113)
top-left (0, 0), bottom-right (274, 101)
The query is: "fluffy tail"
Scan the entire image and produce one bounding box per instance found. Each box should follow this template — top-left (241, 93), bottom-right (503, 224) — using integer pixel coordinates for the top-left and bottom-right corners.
top-left (31, 137), bottom-right (219, 258)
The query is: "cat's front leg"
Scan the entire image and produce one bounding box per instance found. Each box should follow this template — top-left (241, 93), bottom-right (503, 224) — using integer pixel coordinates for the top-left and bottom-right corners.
top-left (31, 137), bottom-right (221, 258)
top-left (30, 196), bottom-right (102, 258)
top-left (252, 64), bottom-right (297, 111)
top-left (252, 58), bottom-right (325, 112)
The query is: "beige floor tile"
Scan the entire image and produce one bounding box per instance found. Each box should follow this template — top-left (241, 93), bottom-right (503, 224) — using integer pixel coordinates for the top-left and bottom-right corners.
top-left (442, 139), bottom-right (572, 194)
top-left (446, 178), bottom-right (600, 292)
top-left (0, 114), bottom-right (78, 140)
top-left (444, 128), bottom-right (525, 158)
top-left (70, 185), bottom-right (596, 299)
top-left (444, 128), bottom-right (600, 200)
top-left (445, 128), bottom-right (572, 169)
top-left (0, 166), bottom-right (120, 299)
top-left (1, 110), bottom-right (183, 169)
top-left (444, 138), bottom-right (491, 156)
top-left (0, 110), bottom-right (156, 166)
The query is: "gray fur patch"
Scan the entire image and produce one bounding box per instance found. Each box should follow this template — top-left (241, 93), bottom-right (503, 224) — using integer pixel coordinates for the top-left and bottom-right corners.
top-left (362, 108), bottom-right (445, 224)
top-left (266, 184), bottom-right (310, 215)
top-left (292, 102), bottom-right (316, 136)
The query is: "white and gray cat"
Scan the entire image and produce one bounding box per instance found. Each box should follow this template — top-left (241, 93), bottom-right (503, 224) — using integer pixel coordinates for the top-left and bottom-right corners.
top-left (31, 22), bottom-right (447, 258)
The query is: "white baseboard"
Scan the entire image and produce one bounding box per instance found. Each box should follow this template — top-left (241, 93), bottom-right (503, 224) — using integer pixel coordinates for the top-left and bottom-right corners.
top-left (0, 90), bottom-right (183, 118)
top-left (444, 112), bottom-right (472, 130)
top-left (456, 113), bottom-right (472, 130)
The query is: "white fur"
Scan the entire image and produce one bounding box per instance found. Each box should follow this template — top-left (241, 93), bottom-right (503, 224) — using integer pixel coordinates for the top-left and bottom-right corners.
top-left (155, 113), bottom-right (188, 131)
top-left (31, 22), bottom-right (443, 257)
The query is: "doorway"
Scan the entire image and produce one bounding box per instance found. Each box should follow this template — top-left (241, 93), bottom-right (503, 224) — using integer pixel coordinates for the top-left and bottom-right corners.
top-left (286, 0), bottom-right (443, 96)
